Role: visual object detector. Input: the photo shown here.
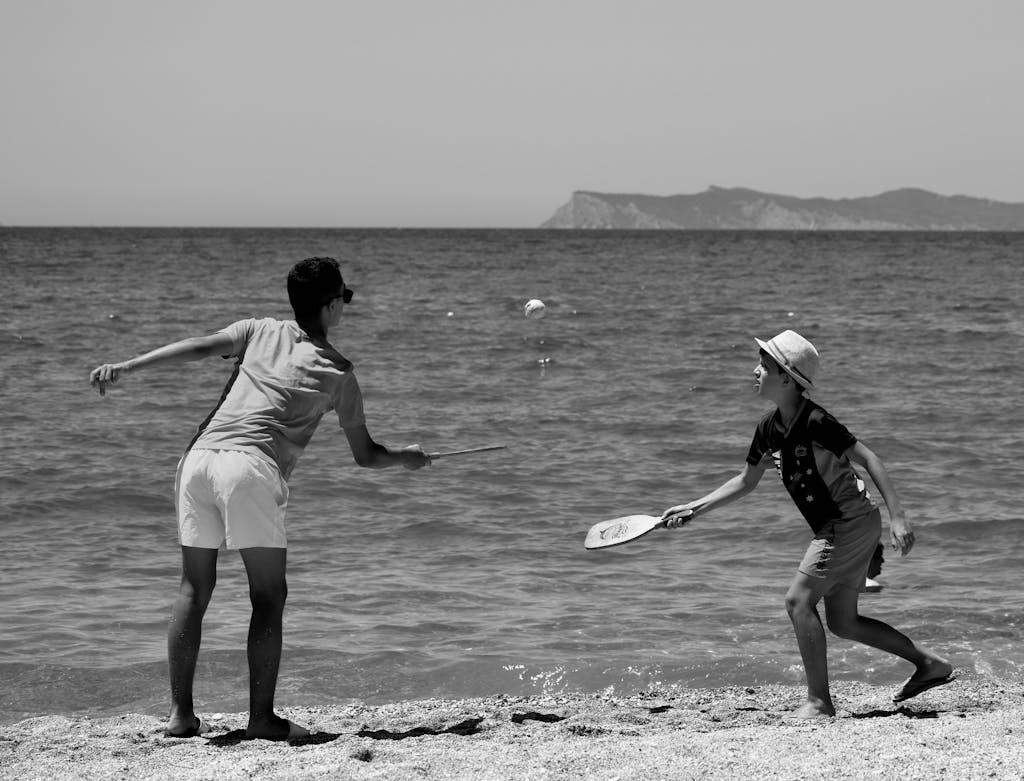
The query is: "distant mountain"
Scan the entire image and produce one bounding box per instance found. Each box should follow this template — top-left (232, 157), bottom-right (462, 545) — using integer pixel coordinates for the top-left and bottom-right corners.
top-left (541, 187), bottom-right (1024, 230)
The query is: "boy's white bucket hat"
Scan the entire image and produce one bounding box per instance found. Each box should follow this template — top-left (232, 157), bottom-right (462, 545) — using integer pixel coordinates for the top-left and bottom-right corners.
top-left (755, 330), bottom-right (819, 389)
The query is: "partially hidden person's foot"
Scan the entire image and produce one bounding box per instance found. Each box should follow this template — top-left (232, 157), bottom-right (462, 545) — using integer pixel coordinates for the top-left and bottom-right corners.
top-left (864, 577), bottom-right (883, 592)
top-left (790, 700), bottom-right (836, 719)
top-left (244, 716), bottom-right (310, 741)
top-left (892, 660), bottom-right (956, 703)
top-left (164, 715), bottom-right (208, 738)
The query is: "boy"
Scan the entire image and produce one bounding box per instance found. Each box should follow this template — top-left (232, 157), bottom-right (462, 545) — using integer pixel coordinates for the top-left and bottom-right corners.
top-left (662, 330), bottom-right (953, 718)
top-left (90, 257), bottom-right (430, 740)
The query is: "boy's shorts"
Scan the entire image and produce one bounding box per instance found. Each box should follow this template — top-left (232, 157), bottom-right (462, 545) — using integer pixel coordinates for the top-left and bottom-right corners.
top-left (175, 448), bottom-right (289, 549)
top-left (798, 508), bottom-right (882, 594)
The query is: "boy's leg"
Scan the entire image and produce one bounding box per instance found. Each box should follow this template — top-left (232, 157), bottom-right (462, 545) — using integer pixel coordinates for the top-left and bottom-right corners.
top-left (823, 588), bottom-right (952, 682)
top-left (167, 545), bottom-right (218, 735)
top-left (238, 546), bottom-right (295, 739)
top-left (785, 572), bottom-right (836, 717)
top-left (866, 542), bottom-right (884, 579)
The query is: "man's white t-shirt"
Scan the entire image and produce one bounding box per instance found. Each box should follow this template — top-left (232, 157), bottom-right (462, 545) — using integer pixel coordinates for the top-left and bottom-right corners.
top-left (189, 318), bottom-right (366, 480)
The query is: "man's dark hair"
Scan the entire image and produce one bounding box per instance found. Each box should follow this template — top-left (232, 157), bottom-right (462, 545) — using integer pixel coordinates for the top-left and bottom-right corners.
top-left (287, 257), bottom-right (343, 320)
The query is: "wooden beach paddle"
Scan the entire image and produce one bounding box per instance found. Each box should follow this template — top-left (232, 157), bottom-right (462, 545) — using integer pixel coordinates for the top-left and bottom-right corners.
top-left (428, 445), bottom-right (507, 459)
top-left (584, 509), bottom-right (692, 550)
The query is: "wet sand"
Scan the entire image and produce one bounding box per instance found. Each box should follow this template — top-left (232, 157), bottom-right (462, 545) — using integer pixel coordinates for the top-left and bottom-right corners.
top-left (2, 672), bottom-right (1021, 780)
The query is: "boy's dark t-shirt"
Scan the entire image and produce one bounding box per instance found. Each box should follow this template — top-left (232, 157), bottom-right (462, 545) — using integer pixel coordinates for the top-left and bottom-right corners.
top-left (746, 399), bottom-right (875, 532)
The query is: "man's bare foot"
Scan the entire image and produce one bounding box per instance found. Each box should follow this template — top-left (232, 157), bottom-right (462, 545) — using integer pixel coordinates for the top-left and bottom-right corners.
top-left (791, 700), bottom-right (836, 719)
top-left (164, 714), bottom-right (206, 738)
top-left (245, 715), bottom-right (310, 741)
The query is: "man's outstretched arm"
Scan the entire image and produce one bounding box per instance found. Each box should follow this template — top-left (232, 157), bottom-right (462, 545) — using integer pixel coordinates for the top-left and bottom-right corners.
top-left (89, 333), bottom-right (234, 395)
top-left (343, 424), bottom-right (430, 470)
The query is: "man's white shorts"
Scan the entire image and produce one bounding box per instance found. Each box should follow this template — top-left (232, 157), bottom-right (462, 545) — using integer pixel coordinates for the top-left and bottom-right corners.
top-left (175, 448), bottom-right (289, 549)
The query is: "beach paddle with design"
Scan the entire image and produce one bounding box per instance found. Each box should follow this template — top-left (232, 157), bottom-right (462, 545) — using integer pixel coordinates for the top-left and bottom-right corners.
top-left (584, 509), bottom-right (692, 550)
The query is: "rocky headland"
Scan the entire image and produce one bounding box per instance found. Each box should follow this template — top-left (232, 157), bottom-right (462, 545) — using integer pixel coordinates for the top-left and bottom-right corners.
top-left (542, 187), bottom-right (1024, 230)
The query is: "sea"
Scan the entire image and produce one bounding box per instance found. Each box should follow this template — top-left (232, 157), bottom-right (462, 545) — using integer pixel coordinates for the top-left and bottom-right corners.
top-left (1, 227), bottom-right (1022, 726)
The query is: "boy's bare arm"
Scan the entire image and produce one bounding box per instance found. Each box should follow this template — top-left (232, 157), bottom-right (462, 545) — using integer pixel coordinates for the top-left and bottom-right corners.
top-left (662, 462), bottom-right (765, 528)
top-left (90, 333), bottom-right (234, 396)
top-left (846, 441), bottom-right (914, 555)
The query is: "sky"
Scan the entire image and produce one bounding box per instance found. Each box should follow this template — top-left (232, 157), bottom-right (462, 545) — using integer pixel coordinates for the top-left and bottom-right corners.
top-left (3, 0), bottom-right (1023, 227)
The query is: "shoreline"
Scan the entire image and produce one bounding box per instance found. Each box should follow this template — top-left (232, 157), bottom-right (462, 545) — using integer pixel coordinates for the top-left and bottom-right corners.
top-left (3, 672), bottom-right (1022, 780)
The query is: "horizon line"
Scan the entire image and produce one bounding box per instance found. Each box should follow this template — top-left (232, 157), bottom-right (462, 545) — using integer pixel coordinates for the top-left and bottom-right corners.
top-left (5, 224), bottom-right (1024, 233)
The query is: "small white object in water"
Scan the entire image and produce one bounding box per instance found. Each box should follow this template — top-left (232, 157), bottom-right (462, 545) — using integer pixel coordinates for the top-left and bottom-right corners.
top-left (524, 299), bottom-right (546, 319)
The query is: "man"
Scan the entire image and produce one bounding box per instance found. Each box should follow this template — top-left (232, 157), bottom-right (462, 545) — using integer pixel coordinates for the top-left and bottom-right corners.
top-left (90, 257), bottom-right (430, 739)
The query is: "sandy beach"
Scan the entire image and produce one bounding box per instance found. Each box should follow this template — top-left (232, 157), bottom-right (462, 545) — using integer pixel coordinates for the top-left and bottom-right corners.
top-left (2, 671), bottom-right (1021, 780)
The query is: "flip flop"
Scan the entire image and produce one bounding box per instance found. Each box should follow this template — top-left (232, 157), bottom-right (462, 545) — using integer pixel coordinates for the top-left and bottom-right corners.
top-left (892, 673), bottom-right (956, 703)
top-left (164, 716), bottom-right (208, 738)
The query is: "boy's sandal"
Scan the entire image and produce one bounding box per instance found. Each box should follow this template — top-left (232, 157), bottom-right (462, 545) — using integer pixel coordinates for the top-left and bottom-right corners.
top-left (892, 673), bottom-right (956, 703)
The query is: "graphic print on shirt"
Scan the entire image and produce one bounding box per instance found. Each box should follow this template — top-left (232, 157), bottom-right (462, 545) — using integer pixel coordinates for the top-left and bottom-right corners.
top-left (780, 439), bottom-right (844, 529)
top-left (747, 401), bottom-right (873, 533)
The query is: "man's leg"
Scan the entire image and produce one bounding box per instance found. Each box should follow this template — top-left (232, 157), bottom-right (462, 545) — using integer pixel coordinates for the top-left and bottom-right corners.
top-left (167, 545), bottom-right (218, 735)
top-left (785, 572), bottom-right (835, 717)
top-left (238, 546), bottom-right (296, 739)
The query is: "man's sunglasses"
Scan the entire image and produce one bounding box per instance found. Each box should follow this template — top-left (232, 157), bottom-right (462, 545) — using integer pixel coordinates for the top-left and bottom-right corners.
top-left (330, 287), bottom-right (354, 304)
